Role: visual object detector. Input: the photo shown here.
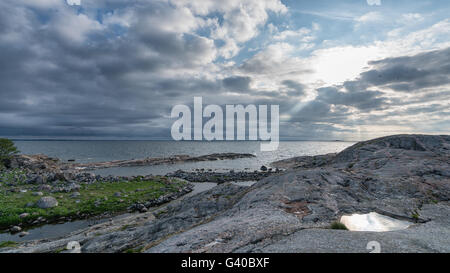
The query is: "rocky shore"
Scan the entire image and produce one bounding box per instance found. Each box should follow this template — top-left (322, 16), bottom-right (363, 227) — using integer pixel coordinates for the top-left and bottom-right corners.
top-left (167, 167), bottom-right (282, 183)
top-left (1, 135), bottom-right (449, 253)
top-left (65, 153), bottom-right (256, 171)
top-left (0, 152), bottom-right (257, 233)
top-left (2, 152), bottom-right (257, 183)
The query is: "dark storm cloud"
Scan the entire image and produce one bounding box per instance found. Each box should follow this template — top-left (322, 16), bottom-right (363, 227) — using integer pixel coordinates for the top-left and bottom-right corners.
top-left (0, 0), bottom-right (219, 138)
top-left (222, 76), bottom-right (252, 91)
top-left (281, 80), bottom-right (306, 97)
top-left (360, 47), bottom-right (450, 92)
top-left (317, 86), bottom-right (386, 110)
top-left (281, 122), bottom-right (354, 140)
top-left (289, 101), bottom-right (349, 123)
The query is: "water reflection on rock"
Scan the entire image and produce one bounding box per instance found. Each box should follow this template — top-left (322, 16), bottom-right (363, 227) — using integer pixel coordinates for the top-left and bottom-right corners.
top-left (340, 212), bottom-right (412, 232)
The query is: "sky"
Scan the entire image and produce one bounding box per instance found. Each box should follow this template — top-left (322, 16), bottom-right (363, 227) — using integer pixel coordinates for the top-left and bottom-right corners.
top-left (0, 0), bottom-right (449, 141)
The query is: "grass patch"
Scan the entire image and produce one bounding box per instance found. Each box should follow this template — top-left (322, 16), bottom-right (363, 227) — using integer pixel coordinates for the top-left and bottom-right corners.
top-left (411, 209), bottom-right (420, 221)
top-left (0, 241), bottom-right (18, 248)
top-left (330, 221), bottom-right (348, 230)
top-left (123, 246), bottom-right (144, 253)
top-left (0, 174), bottom-right (188, 230)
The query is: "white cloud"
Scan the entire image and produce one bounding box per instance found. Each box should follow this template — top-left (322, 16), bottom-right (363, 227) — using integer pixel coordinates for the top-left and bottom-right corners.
top-left (398, 13), bottom-right (424, 24)
top-left (172, 0), bottom-right (287, 59)
top-left (273, 27), bottom-right (312, 41)
top-left (66, 0), bottom-right (80, 6)
top-left (356, 11), bottom-right (383, 23)
top-left (310, 46), bottom-right (383, 84)
top-left (311, 19), bottom-right (450, 85)
top-left (388, 13), bottom-right (425, 37)
top-left (240, 42), bottom-right (298, 74)
top-left (367, 0), bottom-right (381, 6)
top-left (19, 0), bottom-right (62, 8)
top-left (53, 11), bottom-right (103, 43)
top-left (103, 9), bottom-right (134, 28)
top-left (239, 18), bottom-right (450, 88)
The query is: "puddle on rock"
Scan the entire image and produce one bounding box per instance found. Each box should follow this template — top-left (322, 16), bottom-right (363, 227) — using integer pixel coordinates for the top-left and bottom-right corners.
top-left (340, 212), bottom-right (413, 232)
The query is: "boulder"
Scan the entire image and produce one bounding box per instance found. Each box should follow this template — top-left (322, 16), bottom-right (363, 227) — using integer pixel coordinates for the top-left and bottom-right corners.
top-left (34, 175), bottom-right (47, 184)
top-left (10, 226), bottom-right (22, 233)
top-left (36, 196), bottom-right (58, 209)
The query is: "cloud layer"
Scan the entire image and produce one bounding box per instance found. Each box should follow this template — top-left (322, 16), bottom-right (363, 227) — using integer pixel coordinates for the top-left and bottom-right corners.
top-left (0, 0), bottom-right (448, 140)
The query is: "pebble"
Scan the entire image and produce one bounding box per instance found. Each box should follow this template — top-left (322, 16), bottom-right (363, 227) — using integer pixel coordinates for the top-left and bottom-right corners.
top-left (18, 231), bottom-right (29, 237)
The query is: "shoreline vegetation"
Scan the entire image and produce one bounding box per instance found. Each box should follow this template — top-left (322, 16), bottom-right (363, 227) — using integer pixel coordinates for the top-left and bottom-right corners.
top-left (0, 172), bottom-right (192, 231)
top-left (0, 134), bottom-right (449, 253)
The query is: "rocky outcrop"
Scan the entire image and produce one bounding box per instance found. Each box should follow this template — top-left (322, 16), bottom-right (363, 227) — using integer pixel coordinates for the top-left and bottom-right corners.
top-left (4, 153), bottom-right (256, 183)
top-left (3, 135), bottom-right (449, 253)
top-left (66, 153), bottom-right (256, 171)
top-left (2, 152), bottom-right (257, 193)
top-left (168, 168), bottom-right (282, 183)
top-left (7, 154), bottom-right (61, 172)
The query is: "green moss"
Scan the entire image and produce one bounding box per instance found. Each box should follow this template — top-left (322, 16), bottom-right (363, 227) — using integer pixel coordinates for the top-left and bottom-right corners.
top-left (120, 224), bottom-right (131, 231)
top-left (154, 209), bottom-right (168, 218)
top-left (0, 176), bottom-right (188, 229)
top-left (53, 247), bottom-right (67, 253)
top-left (123, 246), bottom-right (144, 253)
top-left (0, 241), bottom-right (18, 248)
top-left (330, 221), bottom-right (348, 230)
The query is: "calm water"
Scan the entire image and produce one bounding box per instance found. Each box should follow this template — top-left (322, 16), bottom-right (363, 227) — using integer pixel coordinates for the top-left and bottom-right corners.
top-left (14, 141), bottom-right (354, 176)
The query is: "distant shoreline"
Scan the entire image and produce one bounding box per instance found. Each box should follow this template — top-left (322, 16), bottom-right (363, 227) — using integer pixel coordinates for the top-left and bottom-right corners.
top-left (10, 139), bottom-right (355, 143)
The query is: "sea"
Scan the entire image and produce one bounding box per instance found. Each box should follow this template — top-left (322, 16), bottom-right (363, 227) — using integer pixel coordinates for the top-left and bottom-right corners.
top-left (13, 140), bottom-right (355, 176)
